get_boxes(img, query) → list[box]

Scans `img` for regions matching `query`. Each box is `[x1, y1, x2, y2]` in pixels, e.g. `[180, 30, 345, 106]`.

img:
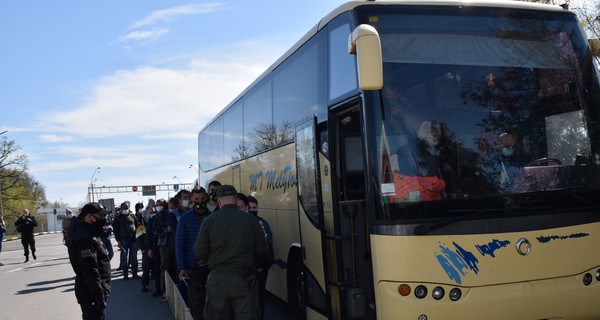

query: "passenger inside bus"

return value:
[385, 120, 446, 202]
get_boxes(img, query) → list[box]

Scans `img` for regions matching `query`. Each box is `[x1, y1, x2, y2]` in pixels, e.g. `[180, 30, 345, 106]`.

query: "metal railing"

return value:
[164, 271, 194, 320]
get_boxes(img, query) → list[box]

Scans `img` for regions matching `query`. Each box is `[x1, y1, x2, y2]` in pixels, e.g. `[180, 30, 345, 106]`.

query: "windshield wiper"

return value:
[563, 189, 600, 211]
[413, 208, 504, 235]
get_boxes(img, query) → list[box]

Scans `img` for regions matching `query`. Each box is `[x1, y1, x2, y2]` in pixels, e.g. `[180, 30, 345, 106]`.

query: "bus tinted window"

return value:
[243, 80, 273, 155]
[329, 20, 357, 100]
[273, 37, 320, 144]
[224, 101, 243, 162]
[208, 117, 224, 169]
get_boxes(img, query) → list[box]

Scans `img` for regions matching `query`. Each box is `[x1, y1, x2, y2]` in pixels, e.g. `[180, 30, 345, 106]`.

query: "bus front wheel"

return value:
[287, 256, 306, 318]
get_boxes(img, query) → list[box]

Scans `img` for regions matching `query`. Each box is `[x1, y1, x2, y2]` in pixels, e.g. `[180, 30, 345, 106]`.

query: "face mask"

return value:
[182, 200, 190, 207]
[248, 210, 258, 216]
[92, 218, 106, 235]
[209, 192, 218, 202]
[193, 201, 206, 212]
[156, 206, 164, 212]
[501, 147, 514, 157]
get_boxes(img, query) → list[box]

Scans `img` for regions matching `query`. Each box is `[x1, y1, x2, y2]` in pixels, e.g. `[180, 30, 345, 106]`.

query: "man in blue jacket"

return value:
[176, 187, 209, 320]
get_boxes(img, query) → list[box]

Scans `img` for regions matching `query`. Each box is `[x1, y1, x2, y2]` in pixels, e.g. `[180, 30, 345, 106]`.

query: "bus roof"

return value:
[199, 0, 568, 133]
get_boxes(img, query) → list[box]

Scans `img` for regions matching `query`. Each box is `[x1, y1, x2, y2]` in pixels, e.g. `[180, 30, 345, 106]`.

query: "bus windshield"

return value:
[361, 6, 600, 222]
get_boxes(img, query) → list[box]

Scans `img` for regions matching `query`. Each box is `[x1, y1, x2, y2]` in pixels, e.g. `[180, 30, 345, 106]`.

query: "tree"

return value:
[0, 135, 47, 227]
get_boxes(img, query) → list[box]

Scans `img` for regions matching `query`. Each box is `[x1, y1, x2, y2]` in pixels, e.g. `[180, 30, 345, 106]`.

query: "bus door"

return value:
[295, 117, 328, 319]
[326, 101, 372, 319]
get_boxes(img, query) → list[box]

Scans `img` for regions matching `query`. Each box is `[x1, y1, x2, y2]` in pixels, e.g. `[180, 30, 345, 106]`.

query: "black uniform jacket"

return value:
[68, 221, 112, 306]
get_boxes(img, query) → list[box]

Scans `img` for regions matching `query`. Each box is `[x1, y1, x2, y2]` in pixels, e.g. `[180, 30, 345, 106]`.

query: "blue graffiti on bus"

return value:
[537, 233, 589, 244]
[249, 165, 297, 193]
[475, 239, 511, 257]
[436, 243, 469, 284]
[436, 241, 481, 284]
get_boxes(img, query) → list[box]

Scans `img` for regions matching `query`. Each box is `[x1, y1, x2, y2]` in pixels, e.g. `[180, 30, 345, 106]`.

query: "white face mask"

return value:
[155, 206, 164, 212]
[182, 200, 190, 207]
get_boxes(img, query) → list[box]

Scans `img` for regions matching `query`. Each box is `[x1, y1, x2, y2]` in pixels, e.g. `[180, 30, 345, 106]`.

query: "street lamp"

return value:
[89, 167, 101, 202]
[188, 164, 199, 173]
[0, 130, 7, 220]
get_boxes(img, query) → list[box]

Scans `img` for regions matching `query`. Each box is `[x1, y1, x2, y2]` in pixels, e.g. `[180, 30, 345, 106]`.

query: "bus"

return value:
[195, 0, 600, 319]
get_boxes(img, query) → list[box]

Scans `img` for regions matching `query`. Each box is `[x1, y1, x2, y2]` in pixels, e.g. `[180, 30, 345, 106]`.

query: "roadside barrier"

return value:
[165, 271, 194, 320]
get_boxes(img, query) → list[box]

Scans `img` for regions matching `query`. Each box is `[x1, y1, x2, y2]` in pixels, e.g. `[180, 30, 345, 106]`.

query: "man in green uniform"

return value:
[194, 185, 268, 320]
[68, 202, 112, 320]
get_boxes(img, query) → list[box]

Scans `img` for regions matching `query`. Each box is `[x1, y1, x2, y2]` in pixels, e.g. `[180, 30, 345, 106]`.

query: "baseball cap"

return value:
[217, 185, 237, 198]
[80, 202, 110, 217]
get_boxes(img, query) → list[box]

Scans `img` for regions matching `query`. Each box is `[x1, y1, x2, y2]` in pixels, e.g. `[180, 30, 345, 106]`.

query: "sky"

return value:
[0, 0, 346, 209]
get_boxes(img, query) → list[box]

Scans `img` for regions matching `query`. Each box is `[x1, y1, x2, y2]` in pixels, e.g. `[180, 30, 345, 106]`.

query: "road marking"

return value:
[7, 262, 42, 273]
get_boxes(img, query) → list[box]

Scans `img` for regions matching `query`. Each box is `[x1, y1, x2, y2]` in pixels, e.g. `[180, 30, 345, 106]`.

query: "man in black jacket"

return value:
[68, 202, 112, 320]
[15, 209, 38, 262]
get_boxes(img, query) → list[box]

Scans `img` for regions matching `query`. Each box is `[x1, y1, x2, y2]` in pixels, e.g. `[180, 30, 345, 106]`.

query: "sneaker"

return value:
[132, 274, 140, 279]
[24, 257, 29, 263]
[32, 253, 37, 260]
[142, 286, 149, 292]
[0, 262, 4, 266]
[152, 290, 162, 297]
[160, 296, 168, 303]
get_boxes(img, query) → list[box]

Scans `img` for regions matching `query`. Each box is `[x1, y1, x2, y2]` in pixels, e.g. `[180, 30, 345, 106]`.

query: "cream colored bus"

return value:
[196, 1, 600, 319]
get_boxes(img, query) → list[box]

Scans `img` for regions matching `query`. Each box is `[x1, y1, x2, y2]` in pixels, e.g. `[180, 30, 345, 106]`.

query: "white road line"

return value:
[6, 262, 41, 273]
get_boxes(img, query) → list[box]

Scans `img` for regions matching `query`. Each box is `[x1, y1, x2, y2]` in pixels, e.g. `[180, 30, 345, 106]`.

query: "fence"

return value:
[165, 271, 194, 320]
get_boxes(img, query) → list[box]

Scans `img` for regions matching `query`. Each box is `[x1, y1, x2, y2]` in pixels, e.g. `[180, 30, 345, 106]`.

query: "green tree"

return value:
[0, 134, 47, 230]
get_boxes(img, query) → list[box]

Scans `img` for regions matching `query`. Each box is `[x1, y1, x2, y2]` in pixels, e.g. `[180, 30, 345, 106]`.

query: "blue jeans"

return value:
[119, 239, 138, 277]
[101, 236, 113, 260]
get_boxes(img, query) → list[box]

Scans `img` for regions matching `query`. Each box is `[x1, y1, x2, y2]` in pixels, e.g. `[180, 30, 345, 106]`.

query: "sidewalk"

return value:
[106, 267, 174, 320]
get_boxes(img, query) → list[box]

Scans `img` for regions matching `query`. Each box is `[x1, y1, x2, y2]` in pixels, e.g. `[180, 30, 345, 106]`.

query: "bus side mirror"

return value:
[349, 24, 383, 91]
[589, 38, 600, 56]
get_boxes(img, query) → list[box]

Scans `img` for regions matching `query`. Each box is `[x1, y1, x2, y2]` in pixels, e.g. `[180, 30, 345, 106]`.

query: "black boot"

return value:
[32, 252, 37, 260]
[24, 256, 29, 263]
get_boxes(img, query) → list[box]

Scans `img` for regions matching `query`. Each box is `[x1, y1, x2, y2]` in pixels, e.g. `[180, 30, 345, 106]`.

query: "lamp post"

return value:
[0, 130, 7, 220]
[88, 167, 101, 202]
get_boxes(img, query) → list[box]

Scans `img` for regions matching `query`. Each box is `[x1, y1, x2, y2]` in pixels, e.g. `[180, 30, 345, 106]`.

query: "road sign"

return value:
[142, 185, 156, 196]
[132, 186, 138, 192]
[173, 184, 179, 191]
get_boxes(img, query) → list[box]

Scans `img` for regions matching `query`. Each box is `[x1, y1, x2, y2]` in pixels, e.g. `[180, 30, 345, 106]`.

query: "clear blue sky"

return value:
[0, 0, 346, 209]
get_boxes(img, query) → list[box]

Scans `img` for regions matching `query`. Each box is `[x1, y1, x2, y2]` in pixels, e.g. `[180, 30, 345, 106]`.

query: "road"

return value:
[0, 233, 295, 320]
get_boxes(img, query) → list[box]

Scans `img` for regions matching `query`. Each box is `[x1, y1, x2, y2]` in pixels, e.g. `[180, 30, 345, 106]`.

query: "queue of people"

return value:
[63, 181, 275, 320]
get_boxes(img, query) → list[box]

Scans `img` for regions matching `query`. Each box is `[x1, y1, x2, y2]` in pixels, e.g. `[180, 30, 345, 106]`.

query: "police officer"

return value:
[15, 209, 38, 262]
[194, 185, 267, 320]
[68, 202, 112, 320]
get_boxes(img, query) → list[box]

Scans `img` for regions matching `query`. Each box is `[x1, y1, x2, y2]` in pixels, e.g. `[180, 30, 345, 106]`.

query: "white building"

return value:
[37, 207, 76, 232]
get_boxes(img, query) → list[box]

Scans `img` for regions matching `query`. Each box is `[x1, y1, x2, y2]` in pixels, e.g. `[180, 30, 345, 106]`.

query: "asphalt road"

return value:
[0, 233, 295, 320]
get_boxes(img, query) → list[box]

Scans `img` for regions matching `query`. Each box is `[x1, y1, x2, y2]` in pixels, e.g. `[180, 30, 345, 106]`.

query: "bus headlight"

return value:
[583, 273, 593, 286]
[414, 285, 428, 299]
[449, 288, 462, 301]
[432, 286, 445, 300]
